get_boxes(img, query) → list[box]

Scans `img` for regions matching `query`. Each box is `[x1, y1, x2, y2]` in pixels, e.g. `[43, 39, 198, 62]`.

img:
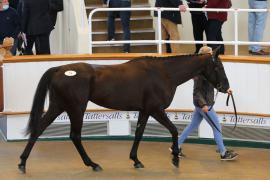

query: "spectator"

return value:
[8, 0, 18, 9]
[48, 0, 63, 27]
[176, 46, 239, 161]
[205, 0, 231, 55]
[248, 0, 269, 55]
[22, 0, 53, 55]
[16, 0, 27, 55]
[103, 0, 131, 53]
[0, 0, 20, 55]
[154, 0, 186, 53]
[166, 36, 172, 53]
[187, 0, 207, 53]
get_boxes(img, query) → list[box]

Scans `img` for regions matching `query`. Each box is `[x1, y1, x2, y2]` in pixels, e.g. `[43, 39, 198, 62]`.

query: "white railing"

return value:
[88, 7, 270, 55]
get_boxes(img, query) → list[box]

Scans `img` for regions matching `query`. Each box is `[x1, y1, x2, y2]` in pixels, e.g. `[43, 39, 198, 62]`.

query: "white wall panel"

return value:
[3, 60, 270, 114]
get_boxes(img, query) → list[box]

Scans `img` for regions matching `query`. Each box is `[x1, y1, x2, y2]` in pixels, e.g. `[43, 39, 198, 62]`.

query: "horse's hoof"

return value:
[18, 164, 26, 174]
[172, 157, 179, 168]
[134, 162, 144, 169]
[93, 165, 103, 172]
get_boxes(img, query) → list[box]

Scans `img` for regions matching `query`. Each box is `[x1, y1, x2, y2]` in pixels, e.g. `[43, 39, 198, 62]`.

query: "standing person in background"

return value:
[205, 0, 231, 55]
[154, 0, 186, 53]
[103, 0, 131, 53]
[22, 0, 53, 55]
[187, 0, 207, 53]
[17, 0, 30, 55]
[0, 0, 20, 55]
[48, 0, 63, 28]
[248, 0, 269, 55]
[8, 0, 18, 9]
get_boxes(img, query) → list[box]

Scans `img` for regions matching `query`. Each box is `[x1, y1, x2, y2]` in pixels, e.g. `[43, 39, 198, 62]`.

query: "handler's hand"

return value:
[179, 5, 187, 12]
[202, 105, 208, 113]
[227, 88, 233, 95]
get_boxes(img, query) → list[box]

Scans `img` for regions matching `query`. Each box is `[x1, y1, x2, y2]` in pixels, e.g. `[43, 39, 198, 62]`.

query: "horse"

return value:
[18, 47, 230, 173]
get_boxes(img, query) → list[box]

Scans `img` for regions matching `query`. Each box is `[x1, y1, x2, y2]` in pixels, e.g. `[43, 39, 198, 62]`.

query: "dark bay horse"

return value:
[18, 48, 230, 173]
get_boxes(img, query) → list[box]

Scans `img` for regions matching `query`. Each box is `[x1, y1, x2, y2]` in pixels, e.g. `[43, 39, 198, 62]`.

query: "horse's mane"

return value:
[129, 53, 209, 64]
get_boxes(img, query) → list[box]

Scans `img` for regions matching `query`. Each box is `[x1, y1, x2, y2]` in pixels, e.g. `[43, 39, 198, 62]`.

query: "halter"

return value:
[204, 54, 238, 133]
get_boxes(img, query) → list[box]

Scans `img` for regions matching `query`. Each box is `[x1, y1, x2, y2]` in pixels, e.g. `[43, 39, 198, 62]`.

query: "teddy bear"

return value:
[0, 37, 14, 59]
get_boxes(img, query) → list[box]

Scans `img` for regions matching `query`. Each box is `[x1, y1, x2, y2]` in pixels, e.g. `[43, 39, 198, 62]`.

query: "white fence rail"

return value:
[88, 7, 270, 55]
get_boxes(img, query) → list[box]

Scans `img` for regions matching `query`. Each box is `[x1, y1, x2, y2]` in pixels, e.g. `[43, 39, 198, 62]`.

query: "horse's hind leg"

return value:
[67, 109, 102, 172]
[130, 111, 149, 168]
[18, 104, 63, 173]
[151, 110, 180, 168]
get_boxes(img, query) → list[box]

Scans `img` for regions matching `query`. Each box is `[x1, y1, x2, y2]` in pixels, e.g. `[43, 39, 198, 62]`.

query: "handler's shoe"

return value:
[169, 147, 186, 158]
[216, 148, 234, 153]
[220, 150, 238, 161]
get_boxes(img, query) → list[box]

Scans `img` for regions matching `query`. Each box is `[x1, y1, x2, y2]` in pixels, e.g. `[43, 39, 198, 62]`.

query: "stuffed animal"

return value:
[0, 37, 14, 58]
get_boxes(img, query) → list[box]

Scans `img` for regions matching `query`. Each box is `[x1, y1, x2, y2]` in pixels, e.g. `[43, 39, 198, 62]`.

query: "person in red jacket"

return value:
[205, 0, 231, 55]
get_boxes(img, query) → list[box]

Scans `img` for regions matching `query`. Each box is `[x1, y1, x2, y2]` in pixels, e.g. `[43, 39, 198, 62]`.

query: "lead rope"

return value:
[208, 89, 219, 111]
[226, 93, 238, 130]
[204, 88, 221, 134]
[204, 112, 222, 134]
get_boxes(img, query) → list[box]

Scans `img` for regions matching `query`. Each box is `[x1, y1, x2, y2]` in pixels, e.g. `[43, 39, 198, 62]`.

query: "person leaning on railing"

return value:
[186, 0, 207, 54]
[154, 0, 186, 53]
[204, 0, 232, 55]
[248, 0, 269, 56]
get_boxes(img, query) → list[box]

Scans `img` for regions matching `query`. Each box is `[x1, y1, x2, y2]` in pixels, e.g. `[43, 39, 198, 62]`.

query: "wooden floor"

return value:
[0, 140, 269, 180]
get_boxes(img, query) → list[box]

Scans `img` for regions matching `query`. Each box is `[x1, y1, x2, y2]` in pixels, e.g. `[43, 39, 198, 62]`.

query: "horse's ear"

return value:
[212, 46, 221, 60]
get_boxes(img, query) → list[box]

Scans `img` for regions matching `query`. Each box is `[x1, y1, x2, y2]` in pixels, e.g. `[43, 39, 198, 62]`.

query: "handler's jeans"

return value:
[248, 0, 268, 52]
[178, 106, 226, 155]
[108, 0, 131, 53]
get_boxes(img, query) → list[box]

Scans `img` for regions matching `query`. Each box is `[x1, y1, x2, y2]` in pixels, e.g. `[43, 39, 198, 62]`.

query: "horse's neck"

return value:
[164, 55, 209, 86]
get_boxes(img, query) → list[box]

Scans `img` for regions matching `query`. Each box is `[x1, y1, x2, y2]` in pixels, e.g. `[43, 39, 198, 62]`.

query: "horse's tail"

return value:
[26, 67, 58, 136]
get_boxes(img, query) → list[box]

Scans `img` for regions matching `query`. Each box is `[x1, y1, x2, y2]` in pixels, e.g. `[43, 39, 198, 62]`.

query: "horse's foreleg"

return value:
[130, 111, 149, 168]
[151, 110, 180, 168]
[68, 110, 102, 172]
[18, 105, 62, 173]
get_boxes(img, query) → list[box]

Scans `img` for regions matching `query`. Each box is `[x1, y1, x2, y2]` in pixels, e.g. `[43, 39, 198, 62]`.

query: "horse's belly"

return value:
[91, 89, 143, 110]
[91, 98, 142, 111]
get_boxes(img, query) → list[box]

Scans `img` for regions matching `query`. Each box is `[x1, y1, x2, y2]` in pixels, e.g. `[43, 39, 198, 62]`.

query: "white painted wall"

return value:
[2, 59, 270, 140]
[3, 60, 270, 114]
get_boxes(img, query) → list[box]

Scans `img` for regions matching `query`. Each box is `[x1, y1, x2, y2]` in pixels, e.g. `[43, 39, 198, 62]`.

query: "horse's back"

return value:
[89, 59, 174, 110]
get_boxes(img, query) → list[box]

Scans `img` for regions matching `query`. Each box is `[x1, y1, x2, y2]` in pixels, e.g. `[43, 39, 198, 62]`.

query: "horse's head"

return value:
[201, 47, 230, 93]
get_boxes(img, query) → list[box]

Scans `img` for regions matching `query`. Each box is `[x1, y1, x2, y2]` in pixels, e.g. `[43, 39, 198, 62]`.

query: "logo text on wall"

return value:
[54, 111, 270, 127]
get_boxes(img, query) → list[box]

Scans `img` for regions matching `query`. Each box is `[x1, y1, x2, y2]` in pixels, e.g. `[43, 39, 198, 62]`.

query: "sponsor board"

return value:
[54, 111, 269, 127]
[54, 111, 194, 123]
[220, 114, 269, 127]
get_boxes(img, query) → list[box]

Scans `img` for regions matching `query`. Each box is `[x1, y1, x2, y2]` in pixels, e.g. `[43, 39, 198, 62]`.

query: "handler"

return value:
[176, 46, 239, 161]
